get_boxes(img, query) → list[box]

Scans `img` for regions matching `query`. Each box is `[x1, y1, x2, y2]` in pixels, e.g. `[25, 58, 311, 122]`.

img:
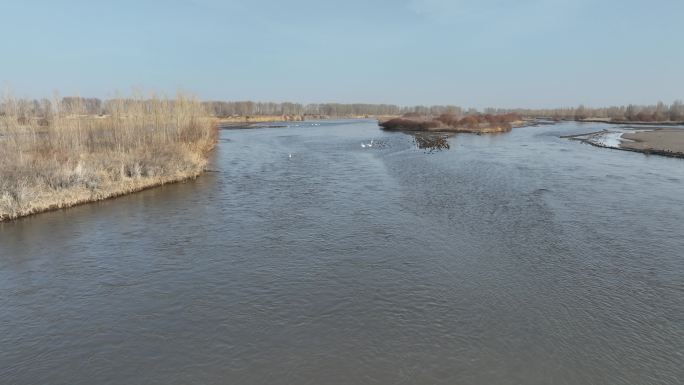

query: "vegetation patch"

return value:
[0, 93, 217, 221]
[379, 113, 523, 133]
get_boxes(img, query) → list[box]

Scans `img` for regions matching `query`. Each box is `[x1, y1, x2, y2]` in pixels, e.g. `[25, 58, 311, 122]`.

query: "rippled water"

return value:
[1, 120, 683, 384]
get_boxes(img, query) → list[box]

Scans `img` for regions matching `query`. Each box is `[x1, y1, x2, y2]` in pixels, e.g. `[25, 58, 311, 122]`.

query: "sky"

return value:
[1, 0, 683, 108]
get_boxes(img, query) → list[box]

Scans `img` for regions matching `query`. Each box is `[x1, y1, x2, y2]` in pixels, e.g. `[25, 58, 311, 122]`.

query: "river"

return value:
[1, 120, 683, 384]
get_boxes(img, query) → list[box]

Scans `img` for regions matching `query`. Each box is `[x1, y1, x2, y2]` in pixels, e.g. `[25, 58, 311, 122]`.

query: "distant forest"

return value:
[204, 101, 464, 117]
[3, 97, 684, 122]
[490, 101, 684, 122]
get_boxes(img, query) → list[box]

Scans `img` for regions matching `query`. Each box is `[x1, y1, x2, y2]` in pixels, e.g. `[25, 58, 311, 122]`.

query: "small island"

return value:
[379, 113, 527, 134]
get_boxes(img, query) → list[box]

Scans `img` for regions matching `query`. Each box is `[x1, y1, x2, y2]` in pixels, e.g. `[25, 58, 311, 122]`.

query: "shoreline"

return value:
[575, 139, 684, 159]
[0, 171, 205, 222]
[216, 115, 307, 128]
[578, 118, 684, 126]
[1, 95, 217, 223]
[621, 129, 684, 158]
[566, 128, 684, 159]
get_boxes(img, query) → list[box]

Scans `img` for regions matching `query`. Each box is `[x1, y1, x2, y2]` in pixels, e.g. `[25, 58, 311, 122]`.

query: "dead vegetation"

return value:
[379, 113, 523, 133]
[0, 93, 217, 221]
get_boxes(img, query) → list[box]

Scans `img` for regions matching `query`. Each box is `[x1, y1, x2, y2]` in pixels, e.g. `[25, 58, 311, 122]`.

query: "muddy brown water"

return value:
[1, 120, 683, 384]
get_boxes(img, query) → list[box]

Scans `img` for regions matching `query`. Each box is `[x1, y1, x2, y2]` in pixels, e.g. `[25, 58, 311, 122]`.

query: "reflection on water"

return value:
[413, 133, 451, 152]
[1, 120, 683, 385]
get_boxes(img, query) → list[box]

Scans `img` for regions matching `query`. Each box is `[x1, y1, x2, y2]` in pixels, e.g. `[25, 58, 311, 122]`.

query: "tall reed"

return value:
[0, 92, 217, 220]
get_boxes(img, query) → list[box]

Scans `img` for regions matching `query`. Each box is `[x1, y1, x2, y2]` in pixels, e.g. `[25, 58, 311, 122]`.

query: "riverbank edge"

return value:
[0, 169, 207, 222]
[578, 118, 684, 126]
[216, 115, 305, 128]
[562, 131, 684, 159]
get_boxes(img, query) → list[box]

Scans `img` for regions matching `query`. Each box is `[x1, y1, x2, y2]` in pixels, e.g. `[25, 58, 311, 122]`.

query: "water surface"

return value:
[1, 120, 683, 384]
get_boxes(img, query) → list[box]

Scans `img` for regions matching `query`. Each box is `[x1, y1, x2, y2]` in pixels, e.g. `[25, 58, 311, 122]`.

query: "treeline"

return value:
[0, 97, 164, 118]
[203, 101, 464, 117]
[0, 98, 463, 118]
[3, 97, 683, 122]
[489, 101, 684, 122]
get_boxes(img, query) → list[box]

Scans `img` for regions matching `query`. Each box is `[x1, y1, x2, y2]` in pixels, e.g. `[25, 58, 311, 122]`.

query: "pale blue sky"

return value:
[2, 0, 682, 108]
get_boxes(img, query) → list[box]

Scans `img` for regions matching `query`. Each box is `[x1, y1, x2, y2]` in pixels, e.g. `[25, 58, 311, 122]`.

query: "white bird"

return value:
[361, 143, 366, 148]
[288, 153, 292, 158]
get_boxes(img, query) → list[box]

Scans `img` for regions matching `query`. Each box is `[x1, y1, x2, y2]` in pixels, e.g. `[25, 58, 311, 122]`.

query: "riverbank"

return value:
[218, 114, 397, 128]
[621, 129, 684, 157]
[0, 148, 213, 222]
[565, 128, 684, 159]
[579, 118, 684, 126]
[216, 114, 307, 127]
[0, 95, 217, 221]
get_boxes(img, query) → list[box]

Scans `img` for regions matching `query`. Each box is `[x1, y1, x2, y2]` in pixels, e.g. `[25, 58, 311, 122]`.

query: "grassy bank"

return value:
[0, 94, 217, 221]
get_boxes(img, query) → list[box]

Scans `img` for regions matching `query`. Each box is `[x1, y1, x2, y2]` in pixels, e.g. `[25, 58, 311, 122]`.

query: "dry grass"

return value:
[379, 113, 523, 133]
[0, 92, 217, 221]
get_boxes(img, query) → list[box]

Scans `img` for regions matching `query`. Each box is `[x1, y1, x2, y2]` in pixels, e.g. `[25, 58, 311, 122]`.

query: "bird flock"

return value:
[289, 138, 380, 160]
